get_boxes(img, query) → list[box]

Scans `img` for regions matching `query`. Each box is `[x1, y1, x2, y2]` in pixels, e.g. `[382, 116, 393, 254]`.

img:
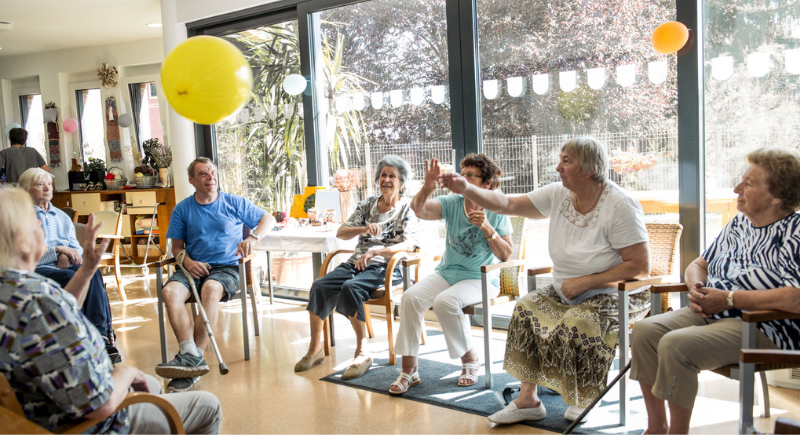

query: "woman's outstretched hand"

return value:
[81, 214, 110, 271]
[423, 159, 442, 190]
[440, 172, 468, 194]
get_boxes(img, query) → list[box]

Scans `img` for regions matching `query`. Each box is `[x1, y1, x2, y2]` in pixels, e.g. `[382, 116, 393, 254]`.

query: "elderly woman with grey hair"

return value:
[440, 136, 651, 424]
[17, 167, 119, 363]
[295, 154, 419, 379]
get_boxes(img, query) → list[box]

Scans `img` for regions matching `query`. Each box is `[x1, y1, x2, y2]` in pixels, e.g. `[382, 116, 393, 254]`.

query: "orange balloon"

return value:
[651, 21, 689, 54]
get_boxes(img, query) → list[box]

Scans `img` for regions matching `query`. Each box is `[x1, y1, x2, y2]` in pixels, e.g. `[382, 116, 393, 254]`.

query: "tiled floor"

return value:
[107, 272, 800, 435]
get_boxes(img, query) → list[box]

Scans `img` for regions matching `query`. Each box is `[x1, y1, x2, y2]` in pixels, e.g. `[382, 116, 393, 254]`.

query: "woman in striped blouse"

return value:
[631, 147, 800, 435]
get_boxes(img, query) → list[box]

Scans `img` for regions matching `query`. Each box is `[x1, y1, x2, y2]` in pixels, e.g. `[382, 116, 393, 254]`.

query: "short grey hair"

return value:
[187, 157, 215, 178]
[561, 136, 609, 184]
[0, 188, 38, 270]
[18, 168, 54, 191]
[373, 154, 412, 195]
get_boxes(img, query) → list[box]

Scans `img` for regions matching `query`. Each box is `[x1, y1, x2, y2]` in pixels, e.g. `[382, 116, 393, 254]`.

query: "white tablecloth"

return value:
[254, 226, 357, 254]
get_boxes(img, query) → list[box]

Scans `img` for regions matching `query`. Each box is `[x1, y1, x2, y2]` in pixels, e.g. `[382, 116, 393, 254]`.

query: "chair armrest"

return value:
[96, 234, 124, 240]
[384, 252, 410, 291]
[147, 257, 176, 268]
[482, 259, 528, 273]
[618, 277, 662, 292]
[319, 249, 355, 278]
[741, 310, 800, 323]
[238, 252, 257, 264]
[402, 257, 421, 267]
[57, 392, 185, 435]
[650, 283, 689, 294]
[527, 266, 553, 276]
[740, 349, 800, 365]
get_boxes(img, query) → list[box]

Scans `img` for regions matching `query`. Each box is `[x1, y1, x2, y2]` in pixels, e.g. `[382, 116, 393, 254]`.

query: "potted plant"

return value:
[83, 157, 107, 186]
[142, 138, 173, 187]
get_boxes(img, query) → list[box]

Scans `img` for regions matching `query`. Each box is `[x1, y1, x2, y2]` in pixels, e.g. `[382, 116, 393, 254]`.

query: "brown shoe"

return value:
[342, 355, 373, 380]
[294, 349, 325, 372]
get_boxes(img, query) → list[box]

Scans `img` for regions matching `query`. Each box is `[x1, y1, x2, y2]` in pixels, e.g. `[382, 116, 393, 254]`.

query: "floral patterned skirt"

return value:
[504, 284, 651, 407]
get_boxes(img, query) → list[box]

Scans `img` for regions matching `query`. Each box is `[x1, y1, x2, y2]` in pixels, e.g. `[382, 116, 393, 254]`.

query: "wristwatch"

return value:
[727, 290, 735, 309]
[249, 232, 260, 241]
[487, 232, 498, 242]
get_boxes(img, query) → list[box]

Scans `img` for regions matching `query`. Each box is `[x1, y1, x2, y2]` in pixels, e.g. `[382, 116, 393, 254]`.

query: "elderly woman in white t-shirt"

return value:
[440, 136, 651, 424]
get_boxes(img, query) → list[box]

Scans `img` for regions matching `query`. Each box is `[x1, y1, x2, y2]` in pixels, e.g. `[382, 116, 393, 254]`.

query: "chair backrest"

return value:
[61, 207, 79, 223]
[94, 210, 124, 236]
[646, 223, 682, 278]
[498, 216, 528, 298]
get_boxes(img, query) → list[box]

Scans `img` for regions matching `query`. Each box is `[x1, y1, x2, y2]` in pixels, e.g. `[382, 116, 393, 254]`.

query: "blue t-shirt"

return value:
[434, 194, 512, 287]
[167, 192, 266, 267]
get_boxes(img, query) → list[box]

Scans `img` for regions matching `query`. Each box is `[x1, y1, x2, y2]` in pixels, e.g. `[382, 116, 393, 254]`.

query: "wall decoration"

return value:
[44, 101, 60, 167]
[97, 63, 118, 88]
[105, 97, 122, 162]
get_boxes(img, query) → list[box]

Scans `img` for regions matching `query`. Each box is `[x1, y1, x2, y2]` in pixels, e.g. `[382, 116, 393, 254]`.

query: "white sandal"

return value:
[388, 371, 421, 395]
[458, 355, 481, 387]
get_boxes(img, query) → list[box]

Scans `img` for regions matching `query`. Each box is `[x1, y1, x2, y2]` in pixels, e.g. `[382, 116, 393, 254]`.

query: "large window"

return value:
[19, 94, 46, 158]
[128, 82, 164, 151]
[477, 0, 680, 270]
[76, 88, 106, 163]
[703, 0, 800, 245]
[215, 21, 305, 213]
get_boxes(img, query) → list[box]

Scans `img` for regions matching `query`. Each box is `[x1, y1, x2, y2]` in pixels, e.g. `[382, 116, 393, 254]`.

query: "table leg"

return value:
[266, 251, 274, 305]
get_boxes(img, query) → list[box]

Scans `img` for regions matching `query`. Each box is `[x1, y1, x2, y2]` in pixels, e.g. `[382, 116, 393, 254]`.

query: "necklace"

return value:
[573, 183, 606, 215]
[463, 198, 483, 218]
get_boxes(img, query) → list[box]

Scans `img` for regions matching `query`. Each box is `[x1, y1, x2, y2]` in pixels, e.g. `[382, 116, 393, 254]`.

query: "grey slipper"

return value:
[294, 349, 325, 372]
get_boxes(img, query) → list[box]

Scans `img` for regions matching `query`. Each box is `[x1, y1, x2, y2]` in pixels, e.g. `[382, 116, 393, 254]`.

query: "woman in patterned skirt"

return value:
[294, 155, 418, 380]
[631, 147, 800, 435]
[440, 136, 652, 424]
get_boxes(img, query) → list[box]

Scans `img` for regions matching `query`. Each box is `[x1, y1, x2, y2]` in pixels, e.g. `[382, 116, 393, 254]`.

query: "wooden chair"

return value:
[774, 416, 800, 434]
[61, 206, 79, 223]
[651, 283, 800, 434]
[151, 228, 261, 364]
[0, 373, 184, 434]
[94, 209, 127, 302]
[320, 250, 413, 366]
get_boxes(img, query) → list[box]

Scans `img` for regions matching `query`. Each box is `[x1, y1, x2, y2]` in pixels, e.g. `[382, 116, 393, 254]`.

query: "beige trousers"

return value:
[127, 374, 223, 434]
[630, 307, 777, 410]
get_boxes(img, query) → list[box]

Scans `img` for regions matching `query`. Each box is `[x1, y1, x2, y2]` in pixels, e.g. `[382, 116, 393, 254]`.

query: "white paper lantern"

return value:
[616, 64, 637, 88]
[267, 105, 278, 120]
[283, 103, 294, 118]
[353, 93, 367, 111]
[431, 85, 446, 104]
[647, 61, 668, 84]
[747, 53, 770, 78]
[390, 90, 404, 107]
[784, 48, 800, 75]
[483, 79, 500, 99]
[371, 92, 384, 109]
[410, 87, 425, 105]
[711, 56, 734, 81]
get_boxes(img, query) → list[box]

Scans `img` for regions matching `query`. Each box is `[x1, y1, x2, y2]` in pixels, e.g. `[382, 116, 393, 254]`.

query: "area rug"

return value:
[320, 331, 647, 435]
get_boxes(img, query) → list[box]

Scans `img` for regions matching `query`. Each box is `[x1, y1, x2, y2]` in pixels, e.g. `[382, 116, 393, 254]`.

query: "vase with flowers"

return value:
[331, 168, 364, 219]
[143, 138, 173, 187]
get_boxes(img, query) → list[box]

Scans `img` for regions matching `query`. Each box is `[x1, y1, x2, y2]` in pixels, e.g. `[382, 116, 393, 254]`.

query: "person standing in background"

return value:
[0, 128, 50, 184]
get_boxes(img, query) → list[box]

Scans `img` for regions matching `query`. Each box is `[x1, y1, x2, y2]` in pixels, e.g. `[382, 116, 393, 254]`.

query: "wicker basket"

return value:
[135, 176, 157, 188]
[104, 167, 126, 190]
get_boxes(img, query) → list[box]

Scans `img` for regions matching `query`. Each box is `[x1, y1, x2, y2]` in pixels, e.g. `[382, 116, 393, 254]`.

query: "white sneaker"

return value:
[488, 401, 547, 424]
[564, 405, 588, 423]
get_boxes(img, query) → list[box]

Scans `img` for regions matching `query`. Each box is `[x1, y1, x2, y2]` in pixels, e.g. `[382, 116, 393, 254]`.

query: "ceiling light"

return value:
[147, 23, 162, 28]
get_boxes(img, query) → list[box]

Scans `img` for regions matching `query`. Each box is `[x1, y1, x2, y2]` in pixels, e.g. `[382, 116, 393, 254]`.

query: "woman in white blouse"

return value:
[440, 136, 651, 424]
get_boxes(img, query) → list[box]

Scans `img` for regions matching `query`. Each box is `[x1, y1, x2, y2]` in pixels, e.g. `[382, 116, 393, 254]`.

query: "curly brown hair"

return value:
[746, 147, 800, 211]
[460, 153, 502, 190]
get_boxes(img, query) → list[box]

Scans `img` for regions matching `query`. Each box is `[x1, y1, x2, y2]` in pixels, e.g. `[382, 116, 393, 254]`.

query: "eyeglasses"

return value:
[461, 172, 481, 180]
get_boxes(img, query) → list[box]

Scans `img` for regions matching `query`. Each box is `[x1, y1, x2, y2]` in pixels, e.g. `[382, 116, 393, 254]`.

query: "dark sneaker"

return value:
[155, 350, 210, 379]
[106, 345, 122, 364]
[167, 376, 200, 393]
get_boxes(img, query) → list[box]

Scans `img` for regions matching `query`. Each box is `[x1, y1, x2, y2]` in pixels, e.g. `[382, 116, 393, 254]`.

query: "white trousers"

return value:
[394, 273, 499, 359]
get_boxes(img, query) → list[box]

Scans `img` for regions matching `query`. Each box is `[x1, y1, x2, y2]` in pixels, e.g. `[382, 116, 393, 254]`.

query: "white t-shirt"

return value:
[527, 181, 647, 305]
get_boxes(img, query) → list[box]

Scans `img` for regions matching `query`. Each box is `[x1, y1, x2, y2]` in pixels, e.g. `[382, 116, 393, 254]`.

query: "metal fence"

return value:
[331, 128, 681, 197]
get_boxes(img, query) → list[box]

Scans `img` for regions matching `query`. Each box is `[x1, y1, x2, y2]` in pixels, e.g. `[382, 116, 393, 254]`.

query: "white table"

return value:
[254, 225, 357, 304]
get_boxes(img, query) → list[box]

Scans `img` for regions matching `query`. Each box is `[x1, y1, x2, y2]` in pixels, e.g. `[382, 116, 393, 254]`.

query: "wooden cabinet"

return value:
[52, 188, 176, 264]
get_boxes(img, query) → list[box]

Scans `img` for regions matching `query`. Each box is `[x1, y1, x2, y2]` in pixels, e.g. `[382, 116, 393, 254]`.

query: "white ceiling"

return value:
[0, 0, 163, 59]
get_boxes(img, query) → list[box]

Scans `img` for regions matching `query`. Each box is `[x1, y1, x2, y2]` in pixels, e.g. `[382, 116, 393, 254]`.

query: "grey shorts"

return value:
[166, 265, 240, 303]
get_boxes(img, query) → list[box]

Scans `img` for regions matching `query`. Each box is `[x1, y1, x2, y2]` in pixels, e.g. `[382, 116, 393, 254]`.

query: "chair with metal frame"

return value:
[150, 229, 262, 364]
[650, 283, 800, 435]
[0, 373, 184, 434]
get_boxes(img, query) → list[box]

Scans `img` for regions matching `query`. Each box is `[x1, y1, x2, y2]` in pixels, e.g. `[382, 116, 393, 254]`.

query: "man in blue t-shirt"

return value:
[155, 157, 275, 392]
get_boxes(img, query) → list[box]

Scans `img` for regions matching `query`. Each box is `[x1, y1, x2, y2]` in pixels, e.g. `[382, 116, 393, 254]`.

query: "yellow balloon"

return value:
[161, 36, 253, 125]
